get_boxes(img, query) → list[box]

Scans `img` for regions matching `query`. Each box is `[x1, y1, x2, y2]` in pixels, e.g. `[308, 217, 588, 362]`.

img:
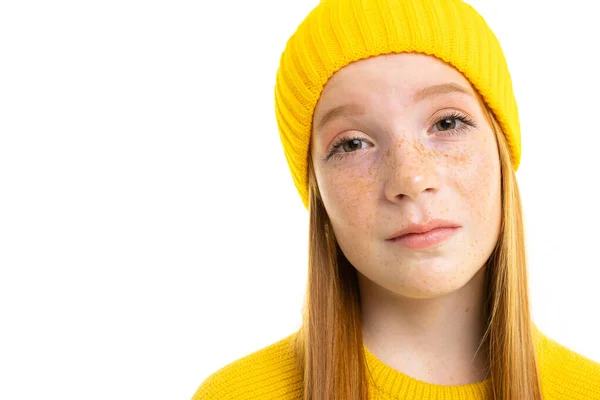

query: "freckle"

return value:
[465, 307, 470, 312]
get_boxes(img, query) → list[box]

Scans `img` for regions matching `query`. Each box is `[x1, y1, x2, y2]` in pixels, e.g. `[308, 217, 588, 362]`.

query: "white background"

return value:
[1, 1, 599, 399]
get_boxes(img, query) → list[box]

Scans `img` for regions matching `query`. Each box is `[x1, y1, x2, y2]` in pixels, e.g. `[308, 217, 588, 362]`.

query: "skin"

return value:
[310, 53, 502, 385]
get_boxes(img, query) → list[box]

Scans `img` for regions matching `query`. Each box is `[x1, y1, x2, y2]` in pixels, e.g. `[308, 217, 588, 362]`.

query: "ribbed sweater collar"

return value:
[362, 324, 544, 398]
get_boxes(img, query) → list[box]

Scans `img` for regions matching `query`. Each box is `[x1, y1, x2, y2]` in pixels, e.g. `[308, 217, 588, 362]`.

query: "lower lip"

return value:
[388, 227, 460, 249]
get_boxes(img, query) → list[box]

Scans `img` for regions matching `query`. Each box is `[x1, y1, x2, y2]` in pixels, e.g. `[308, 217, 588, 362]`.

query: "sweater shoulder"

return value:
[536, 329, 600, 399]
[192, 332, 303, 400]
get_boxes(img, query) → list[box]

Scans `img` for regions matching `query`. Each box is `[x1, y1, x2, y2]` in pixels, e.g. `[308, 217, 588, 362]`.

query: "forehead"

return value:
[319, 52, 474, 102]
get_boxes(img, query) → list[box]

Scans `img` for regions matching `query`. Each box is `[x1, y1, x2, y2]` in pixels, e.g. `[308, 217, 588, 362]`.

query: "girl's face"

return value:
[310, 53, 502, 299]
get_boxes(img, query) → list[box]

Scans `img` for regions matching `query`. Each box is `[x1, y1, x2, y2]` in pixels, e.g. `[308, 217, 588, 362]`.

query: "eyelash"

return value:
[324, 111, 477, 161]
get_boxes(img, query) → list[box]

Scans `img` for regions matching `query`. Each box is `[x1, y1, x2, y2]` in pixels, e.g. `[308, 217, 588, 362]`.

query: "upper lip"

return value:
[386, 219, 461, 240]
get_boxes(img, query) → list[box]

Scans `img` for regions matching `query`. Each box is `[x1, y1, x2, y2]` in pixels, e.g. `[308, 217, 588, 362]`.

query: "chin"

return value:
[416, 281, 469, 298]
[384, 266, 477, 300]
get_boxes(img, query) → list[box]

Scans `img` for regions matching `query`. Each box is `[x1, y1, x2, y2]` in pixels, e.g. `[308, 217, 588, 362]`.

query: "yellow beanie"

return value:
[274, 0, 520, 210]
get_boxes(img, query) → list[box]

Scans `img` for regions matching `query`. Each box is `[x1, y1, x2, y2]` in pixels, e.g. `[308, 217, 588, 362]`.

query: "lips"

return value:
[387, 219, 461, 240]
[389, 226, 460, 250]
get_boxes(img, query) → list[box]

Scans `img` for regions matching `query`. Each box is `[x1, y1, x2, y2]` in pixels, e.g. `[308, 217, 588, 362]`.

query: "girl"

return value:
[195, 0, 600, 398]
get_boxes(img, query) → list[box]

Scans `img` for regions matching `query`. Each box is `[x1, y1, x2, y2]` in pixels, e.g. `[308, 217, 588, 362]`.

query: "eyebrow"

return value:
[315, 83, 473, 131]
[413, 83, 473, 102]
[315, 103, 365, 131]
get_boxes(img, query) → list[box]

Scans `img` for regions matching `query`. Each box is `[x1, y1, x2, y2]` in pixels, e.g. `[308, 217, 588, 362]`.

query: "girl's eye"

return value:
[324, 112, 476, 161]
[325, 136, 371, 161]
[432, 112, 477, 136]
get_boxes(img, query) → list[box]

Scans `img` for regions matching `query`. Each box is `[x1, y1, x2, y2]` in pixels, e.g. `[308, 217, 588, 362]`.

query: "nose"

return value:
[382, 138, 442, 203]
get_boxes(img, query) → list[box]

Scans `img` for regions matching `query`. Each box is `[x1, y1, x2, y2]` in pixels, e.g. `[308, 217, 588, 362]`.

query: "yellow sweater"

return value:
[193, 328, 600, 399]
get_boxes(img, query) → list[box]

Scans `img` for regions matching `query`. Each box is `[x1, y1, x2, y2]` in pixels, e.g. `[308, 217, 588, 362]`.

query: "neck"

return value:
[358, 266, 489, 385]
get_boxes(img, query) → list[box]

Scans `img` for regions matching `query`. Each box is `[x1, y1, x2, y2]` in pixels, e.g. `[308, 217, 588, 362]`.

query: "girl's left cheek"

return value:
[452, 152, 497, 221]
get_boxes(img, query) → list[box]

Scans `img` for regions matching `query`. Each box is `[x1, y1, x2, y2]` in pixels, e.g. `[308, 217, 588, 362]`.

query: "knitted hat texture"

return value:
[274, 0, 521, 209]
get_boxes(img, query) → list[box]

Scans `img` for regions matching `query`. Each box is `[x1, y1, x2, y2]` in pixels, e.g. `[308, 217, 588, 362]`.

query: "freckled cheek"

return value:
[449, 147, 501, 228]
[320, 165, 379, 228]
